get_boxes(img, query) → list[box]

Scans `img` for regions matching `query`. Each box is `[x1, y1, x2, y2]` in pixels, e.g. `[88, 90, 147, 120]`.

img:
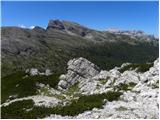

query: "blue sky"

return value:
[1, 1, 159, 36]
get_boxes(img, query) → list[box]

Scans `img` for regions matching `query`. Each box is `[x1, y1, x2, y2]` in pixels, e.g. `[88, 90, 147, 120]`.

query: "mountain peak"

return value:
[46, 19, 89, 31]
[47, 19, 65, 30]
[46, 19, 90, 37]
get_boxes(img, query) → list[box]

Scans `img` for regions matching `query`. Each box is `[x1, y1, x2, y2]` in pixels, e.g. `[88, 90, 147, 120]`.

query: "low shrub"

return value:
[119, 63, 153, 73]
[115, 106, 128, 111]
[1, 91, 122, 119]
[114, 82, 137, 91]
[1, 99, 34, 119]
[1, 71, 60, 103]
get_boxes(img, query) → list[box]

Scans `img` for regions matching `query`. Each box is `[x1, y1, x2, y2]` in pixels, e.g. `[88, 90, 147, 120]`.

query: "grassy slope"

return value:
[2, 41, 158, 77]
[1, 27, 159, 77]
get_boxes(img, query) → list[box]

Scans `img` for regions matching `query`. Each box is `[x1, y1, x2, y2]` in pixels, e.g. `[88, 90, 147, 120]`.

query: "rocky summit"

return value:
[1, 57, 159, 119]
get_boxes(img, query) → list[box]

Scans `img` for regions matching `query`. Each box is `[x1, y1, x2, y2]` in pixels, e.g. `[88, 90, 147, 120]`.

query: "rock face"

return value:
[47, 19, 89, 37]
[67, 57, 100, 78]
[58, 57, 100, 89]
[47, 20, 65, 30]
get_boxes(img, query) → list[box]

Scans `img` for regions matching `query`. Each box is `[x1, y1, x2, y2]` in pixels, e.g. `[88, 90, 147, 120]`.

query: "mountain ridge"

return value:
[2, 19, 158, 39]
[1, 19, 159, 77]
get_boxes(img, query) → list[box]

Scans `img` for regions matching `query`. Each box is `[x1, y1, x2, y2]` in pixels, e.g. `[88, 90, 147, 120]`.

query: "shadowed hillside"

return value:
[1, 20, 159, 77]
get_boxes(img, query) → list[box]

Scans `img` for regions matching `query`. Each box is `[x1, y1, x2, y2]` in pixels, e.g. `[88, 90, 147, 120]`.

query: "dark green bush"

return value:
[115, 82, 137, 91]
[136, 63, 153, 72]
[1, 72, 60, 103]
[1, 91, 122, 119]
[119, 63, 153, 73]
[128, 82, 137, 87]
[1, 99, 34, 119]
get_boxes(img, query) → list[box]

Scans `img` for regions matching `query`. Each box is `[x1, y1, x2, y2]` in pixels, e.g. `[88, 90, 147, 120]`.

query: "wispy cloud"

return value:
[18, 24, 35, 29]
[29, 26, 35, 29]
[19, 24, 26, 28]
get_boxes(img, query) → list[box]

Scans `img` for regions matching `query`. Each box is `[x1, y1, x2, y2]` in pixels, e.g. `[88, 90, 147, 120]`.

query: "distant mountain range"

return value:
[1, 19, 159, 77]
[106, 28, 157, 39]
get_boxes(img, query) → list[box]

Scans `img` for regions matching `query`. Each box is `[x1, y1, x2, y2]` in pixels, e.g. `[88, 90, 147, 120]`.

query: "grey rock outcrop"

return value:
[58, 57, 100, 90]
[45, 69, 52, 76]
[46, 58, 159, 119]
[25, 68, 52, 76]
[67, 57, 100, 78]
[25, 68, 39, 76]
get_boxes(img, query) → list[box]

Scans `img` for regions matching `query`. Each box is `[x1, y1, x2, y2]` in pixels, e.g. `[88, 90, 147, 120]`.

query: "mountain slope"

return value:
[1, 20, 159, 77]
[1, 57, 159, 119]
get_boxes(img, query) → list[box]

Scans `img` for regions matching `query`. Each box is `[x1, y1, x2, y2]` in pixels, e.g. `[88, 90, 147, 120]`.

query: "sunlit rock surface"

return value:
[47, 58, 159, 119]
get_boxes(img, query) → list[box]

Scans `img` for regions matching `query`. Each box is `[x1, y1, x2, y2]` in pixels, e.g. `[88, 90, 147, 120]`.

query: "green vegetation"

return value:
[38, 86, 53, 96]
[2, 41, 158, 77]
[114, 82, 137, 91]
[2, 100, 34, 119]
[1, 91, 122, 119]
[82, 42, 158, 71]
[67, 82, 79, 93]
[99, 77, 110, 84]
[53, 94, 66, 100]
[1, 71, 122, 118]
[152, 80, 159, 89]
[115, 106, 128, 111]
[119, 63, 154, 73]
[1, 72, 60, 103]
[128, 82, 137, 88]
[65, 82, 80, 96]
[100, 79, 107, 84]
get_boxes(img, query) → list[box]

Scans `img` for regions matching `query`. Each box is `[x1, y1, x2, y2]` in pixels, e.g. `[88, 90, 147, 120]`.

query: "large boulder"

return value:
[58, 57, 100, 90]
[67, 57, 100, 78]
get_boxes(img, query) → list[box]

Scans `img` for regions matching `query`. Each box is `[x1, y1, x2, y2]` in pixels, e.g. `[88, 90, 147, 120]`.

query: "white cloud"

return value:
[19, 24, 26, 28]
[18, 24, 35, 29]
[29, 26, 35, 29]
